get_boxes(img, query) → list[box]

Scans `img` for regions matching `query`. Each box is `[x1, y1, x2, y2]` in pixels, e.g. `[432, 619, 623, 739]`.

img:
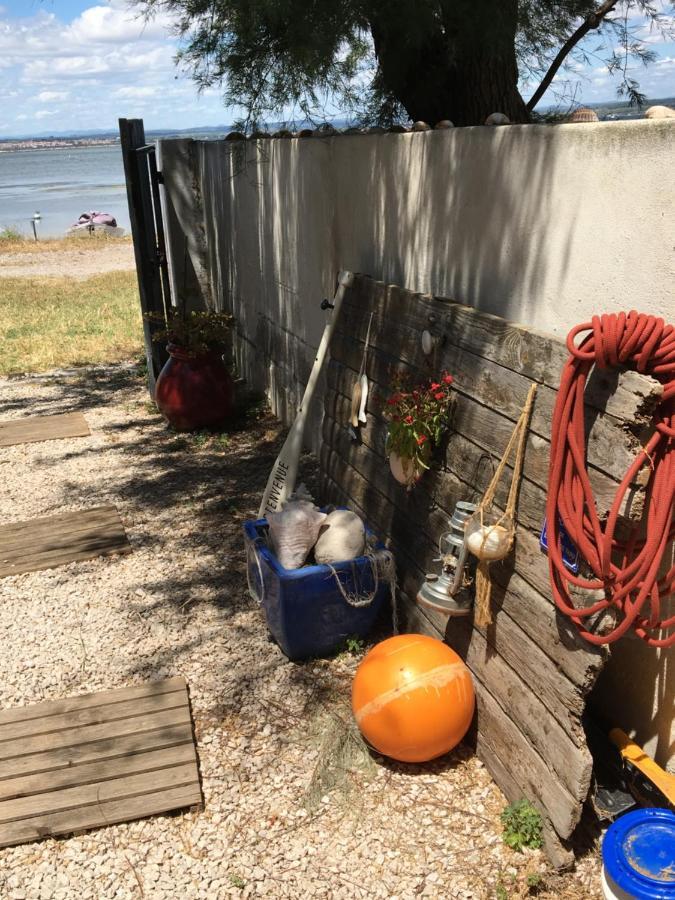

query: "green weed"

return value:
[501, 799, 544, 852]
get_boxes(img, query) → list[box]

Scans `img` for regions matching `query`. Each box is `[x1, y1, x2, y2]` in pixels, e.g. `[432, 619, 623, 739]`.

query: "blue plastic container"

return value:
[243, 515, 390, 660]
[601, 808, 675, 899]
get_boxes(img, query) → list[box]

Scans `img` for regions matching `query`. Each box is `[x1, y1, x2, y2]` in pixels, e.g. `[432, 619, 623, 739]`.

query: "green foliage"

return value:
[343, 635, 365, 654]
[147, 308, 234, 356]
[500, 799, 544, 852]
[495, 883, 509, 900]
[133, 0, 671, 124]
[186, 429, 231, 451]
[527, 872, 543, 891]
[0, 227, 23, 241]
[382, 370, 455, 472]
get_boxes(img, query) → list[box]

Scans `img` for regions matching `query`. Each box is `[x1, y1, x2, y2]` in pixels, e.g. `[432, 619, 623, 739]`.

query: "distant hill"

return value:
[1, 100, 673, 143]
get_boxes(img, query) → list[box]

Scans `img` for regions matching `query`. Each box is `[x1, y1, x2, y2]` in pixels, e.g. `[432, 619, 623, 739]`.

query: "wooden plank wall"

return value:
[318, 275, 662, 866]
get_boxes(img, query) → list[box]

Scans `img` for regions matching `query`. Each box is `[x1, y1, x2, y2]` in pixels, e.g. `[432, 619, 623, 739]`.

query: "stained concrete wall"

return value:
[159, 119, 674, 770]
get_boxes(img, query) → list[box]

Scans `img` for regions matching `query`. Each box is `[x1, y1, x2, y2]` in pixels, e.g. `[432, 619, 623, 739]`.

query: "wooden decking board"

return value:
[1, 725, 195, 783]
[0, 690, 189, 743]
[0, 678, 201, 847]
[0, 744, 197, 803]
[0, 505, 122, 541]
[0, 506, 131, 578]
[0, 706, 193, 762]
[0, 785, 203, 848]
[0, 413, 90, 448]
[0, 677, 186, 726]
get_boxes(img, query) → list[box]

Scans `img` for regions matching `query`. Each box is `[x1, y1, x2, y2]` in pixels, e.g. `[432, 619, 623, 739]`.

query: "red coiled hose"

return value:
[546, 312, 675, 647]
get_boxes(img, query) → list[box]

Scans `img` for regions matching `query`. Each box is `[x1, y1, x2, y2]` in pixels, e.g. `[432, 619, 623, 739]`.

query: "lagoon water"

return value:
[0, 144, 128, 238]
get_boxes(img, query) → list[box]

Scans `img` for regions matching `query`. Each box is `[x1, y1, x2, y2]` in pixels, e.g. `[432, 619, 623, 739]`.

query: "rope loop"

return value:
[547, 312, 674, 648]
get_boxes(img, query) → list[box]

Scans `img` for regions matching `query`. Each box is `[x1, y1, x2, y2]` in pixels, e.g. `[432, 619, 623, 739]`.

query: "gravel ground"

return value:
[0, 364, 602, 900]
[0, 244, 134, 279]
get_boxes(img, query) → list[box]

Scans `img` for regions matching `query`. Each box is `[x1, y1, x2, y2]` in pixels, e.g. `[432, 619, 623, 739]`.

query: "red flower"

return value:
[430, 382, 441, 390]
[404, 415, 414, 425]
[443, 374, 453, 384]
[417, 435, 427, 446]
[435, 392, 444, 400]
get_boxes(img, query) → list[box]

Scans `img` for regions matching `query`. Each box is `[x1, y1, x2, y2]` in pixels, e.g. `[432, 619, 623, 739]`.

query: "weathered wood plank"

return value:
[0, 515, 128, 553]
[0, 763, 197, 824]
[0, 677, 201, 847]
[0, 724, 194, 783]
[0, 784, 202, 849]
[328, 354, 644, 519]
[0, 743, 196, 802]
[0, 506, 122, 540]
[0, 413, 90, 448]
[0, 707, 191, 762]
[0, 677, 187, 726]
[332, 328, 648, 486]
[401, 600, 586, 835]
[343, 276, 663, 421]
[474, 737, 574, 869]
[323, 407, 548, 534]
[0, 506, 131, 578]
[0, 689, 188, 742]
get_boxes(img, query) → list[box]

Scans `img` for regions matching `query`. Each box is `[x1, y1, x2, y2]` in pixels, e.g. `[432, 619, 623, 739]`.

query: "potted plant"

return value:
[147, 307, 236, 431]
[382, 370, 455, 487]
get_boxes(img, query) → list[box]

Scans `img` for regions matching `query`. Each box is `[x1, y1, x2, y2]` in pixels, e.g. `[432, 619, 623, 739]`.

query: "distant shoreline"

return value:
[0, 138, 119, 153]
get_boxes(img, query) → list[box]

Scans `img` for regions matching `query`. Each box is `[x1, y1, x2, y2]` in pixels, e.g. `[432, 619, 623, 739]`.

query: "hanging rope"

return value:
[472, 383, 538, 626]
[547, 312, 675, 648]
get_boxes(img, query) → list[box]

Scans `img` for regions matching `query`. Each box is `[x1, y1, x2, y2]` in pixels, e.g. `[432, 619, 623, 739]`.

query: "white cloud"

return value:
[37, 90, 69, 102]
[113, 86, 159, 98]
[35, 109, 60, 119]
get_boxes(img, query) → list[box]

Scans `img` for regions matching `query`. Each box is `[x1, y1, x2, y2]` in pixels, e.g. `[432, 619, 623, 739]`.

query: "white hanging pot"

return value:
[389, 452, 422, 487]
[465, 516, 513, 561]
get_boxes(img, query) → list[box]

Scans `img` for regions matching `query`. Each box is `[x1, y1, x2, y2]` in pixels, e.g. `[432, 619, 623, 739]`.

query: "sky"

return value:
[0, 0, 674, 137]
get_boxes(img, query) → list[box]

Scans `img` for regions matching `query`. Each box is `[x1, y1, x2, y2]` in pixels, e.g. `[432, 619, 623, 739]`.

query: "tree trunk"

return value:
[369, 0, 529, 126]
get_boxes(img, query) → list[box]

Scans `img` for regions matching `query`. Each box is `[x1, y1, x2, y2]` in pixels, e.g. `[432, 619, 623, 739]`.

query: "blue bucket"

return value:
[602, 808, 675, 899]
[243, 514, 391, 661]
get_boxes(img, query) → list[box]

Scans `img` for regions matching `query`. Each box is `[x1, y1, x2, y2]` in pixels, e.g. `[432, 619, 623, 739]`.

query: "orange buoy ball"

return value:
[351, 634, 475, 763]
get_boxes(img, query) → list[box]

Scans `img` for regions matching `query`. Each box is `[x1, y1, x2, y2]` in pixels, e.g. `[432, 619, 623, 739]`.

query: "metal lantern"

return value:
[417, 501, 477, 616]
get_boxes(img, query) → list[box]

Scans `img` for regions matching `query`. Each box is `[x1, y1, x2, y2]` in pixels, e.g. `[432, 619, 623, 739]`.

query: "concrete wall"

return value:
[159, 119, 674, 771]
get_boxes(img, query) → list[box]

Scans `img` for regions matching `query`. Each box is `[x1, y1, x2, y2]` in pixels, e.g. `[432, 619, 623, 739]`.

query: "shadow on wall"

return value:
[342, 125, 576, 326]
[162, 125, 586, 417]
[589, 637, 674, 772]
[198, 135, 339, 431]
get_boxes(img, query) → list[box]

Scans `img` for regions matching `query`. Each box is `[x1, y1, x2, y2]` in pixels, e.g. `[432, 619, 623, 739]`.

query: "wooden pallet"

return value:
[0, 677, 202, 847]
[0, 413, 90, 448]
[0, 505, 131, 578]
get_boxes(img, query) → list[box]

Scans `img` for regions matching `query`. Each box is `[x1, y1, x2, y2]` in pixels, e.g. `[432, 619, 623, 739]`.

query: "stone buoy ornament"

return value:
[351, 634, 475, 763]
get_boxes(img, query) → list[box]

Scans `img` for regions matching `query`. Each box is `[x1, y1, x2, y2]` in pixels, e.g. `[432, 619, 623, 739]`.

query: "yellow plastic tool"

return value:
[609, 728, 675, 806]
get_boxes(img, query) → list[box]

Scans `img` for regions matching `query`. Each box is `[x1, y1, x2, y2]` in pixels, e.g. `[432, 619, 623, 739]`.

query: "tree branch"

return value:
[526, 0, 619, 112]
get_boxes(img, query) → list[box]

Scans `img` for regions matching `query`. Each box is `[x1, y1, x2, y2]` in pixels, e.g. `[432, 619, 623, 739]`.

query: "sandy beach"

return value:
[0, 239, 135, 280]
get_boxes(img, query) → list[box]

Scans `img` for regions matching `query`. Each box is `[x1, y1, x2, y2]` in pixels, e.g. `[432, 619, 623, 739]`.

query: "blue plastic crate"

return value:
[243, 513, 391, 661]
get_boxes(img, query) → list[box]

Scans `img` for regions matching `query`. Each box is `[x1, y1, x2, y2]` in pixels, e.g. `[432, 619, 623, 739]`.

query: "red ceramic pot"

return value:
[154, 343, 234, 431]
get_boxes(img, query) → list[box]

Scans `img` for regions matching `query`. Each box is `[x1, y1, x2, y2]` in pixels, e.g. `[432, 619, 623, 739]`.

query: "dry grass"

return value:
[0, 271, 143, 375]
[0, 232, 132, 254]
